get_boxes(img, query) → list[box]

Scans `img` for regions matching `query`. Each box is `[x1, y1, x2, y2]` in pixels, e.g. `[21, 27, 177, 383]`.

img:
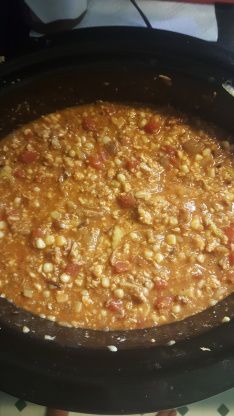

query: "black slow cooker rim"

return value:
[0, 27, 234, 413]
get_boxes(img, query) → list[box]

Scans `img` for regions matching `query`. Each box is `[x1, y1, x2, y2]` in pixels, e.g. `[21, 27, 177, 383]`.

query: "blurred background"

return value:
[1, 0, 234, 58]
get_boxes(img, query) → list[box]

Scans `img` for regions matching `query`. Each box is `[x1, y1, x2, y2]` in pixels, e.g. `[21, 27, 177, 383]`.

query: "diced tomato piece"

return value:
[106, 299, 123, 313]
[19, 150, 39, 164]
[224, 226, 234, 243]
[64, 263, 81, 277]
[14, 168, 26, 179]
[162, 145, 177, 156]
[88, 148, 108, 170]
[112, 261, 130, 274]
[117, 193, 136, 209]
[82, 117, 97, 132]
[224, 272, 234, 283]
[155, 295, 174, 310]
[88, 154, 104, 170]
[154, 279, 168, 290]
[125, 159, 140, 171]
[0, 208, 6, 221]
[144, 118, 160, 134]
[31, 228, 45, 238]
[229, 251, 234, 266]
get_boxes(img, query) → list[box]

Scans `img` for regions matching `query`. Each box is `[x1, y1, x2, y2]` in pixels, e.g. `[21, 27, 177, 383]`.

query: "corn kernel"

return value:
[114, 288, 124, 299]
[181, 164, 189, 173]
[75, 277, 84, 287]
[123, 182, 131, 192]
[208, 167, 215, 178]
[130, 232, 140, 241]
[0, 221, 6, 230]
[14, 197, 22, 206]
[45, 235, 55, 246]
[197, 254, 205, 264]
[191, 215, 203, 231]
[34, 282, 42, 291]
[35, 238, 46, 249]
[43, 263, 54, 273]
[56, 292, 68, 303]
[82, 294, 93, 305]
[33, 201, 40, 208]
[155, 253, 164, 263]
[102, 136, 111, 144]
[117, 173, 126, 183]
[60, 273, 70, 283]
[115, 158, 122, 166]
[56, 235, 67, 246]
[23, 288, 33, 298]
[101, 277, 110, 288]
[51, 211, 61, 220]
[69, 149, 76, 158]
[75, 301, 83, 313]
[172, 304, 181, 314]
[169, 217, 178, 226]
[144, 249, 154, 259]
[43, 290, 50, 298]
[166, 234, 177, 245]
[195, 154, 203, 161]
[34, 187, 40, 193]
[202, 148, 211, 156]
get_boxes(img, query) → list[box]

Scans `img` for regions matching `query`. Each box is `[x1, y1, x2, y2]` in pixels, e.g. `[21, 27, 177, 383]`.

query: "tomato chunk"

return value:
[82, 117, 97, 132]
[154, 279, 168, 291]
[144, 118, 160, 134]
[155, 296, 173, 310]
[14, 168, 26, 179]
[125, 159, 140, 171]
[117, 193, 136, 209]
[31, 228, 44, 238]
[224, 226, 234, 243]
[112, 261, 130, 274]
[106, 299, 123, 313]
[229, 251, 234, 265]
[19, 150, 39, 164]
[64, 263, 81, 276]
[224, 272, 234, 283]
[0, 206, 6, 221]
[88, 148, 108, 170]
[88, 154, 104, 170]
[162, 145, 177, 156]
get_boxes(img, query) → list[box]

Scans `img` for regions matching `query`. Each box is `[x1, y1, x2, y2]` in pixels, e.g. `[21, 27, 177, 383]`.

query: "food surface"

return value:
[0, 101, 233, 330]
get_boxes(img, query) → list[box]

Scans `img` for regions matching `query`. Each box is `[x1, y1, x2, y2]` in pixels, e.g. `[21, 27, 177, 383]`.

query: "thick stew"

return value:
[0, 102, 233, 330]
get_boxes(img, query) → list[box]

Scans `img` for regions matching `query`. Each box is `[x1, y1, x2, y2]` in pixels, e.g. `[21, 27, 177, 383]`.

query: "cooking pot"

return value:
[0, 27, 234, 414]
